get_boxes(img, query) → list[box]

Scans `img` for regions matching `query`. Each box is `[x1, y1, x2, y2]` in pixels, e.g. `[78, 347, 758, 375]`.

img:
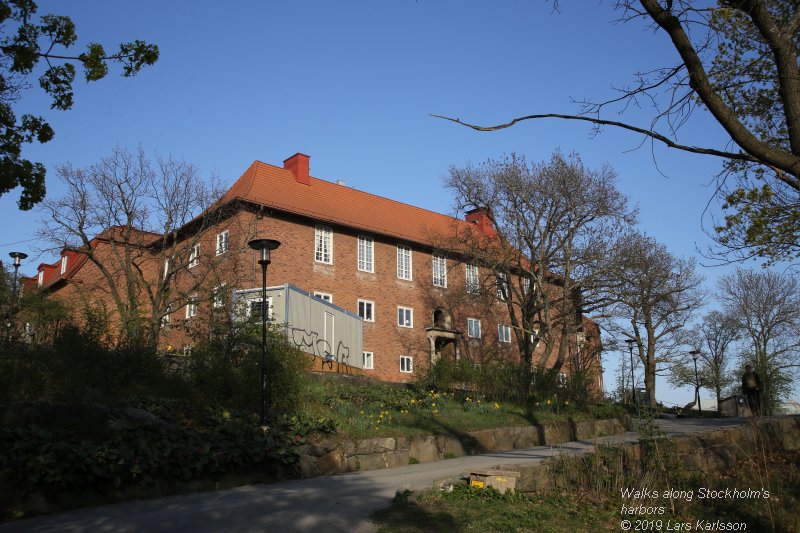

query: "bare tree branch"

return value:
[431, 112, 759, 162]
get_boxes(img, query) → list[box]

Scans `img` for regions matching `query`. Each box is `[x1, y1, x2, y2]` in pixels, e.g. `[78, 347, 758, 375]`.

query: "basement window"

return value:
[363, 351, 374, 370]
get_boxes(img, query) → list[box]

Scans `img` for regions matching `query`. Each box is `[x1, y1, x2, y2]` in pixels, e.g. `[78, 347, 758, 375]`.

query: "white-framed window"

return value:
[358, 299, 374, 322]
[358, 235, 374, 273]
[182, 345, 193, 357]
[432, 253, 447, 288]
[189, 243, 200, 268]
[400, 355, 413, 373]
[467, 318, 481, 338]
[466, 263, 479, 293]
[186, 296, 198, 319]
[314, 292, 333, 303]
[524, 277, 532, 295]
[397, 306, 413, 328]
[60, 255, 68, 275]
[362, 351, 374, 370]
[161, 306, 171, 328]
[37, 271, 44, 286]
[315, 225, 333, 264]
[558, 372, 568, 387]
[216, 230, 229, 255]
[397, 244, 412, 280]
[498, 323, 512, 343]
[496, 271, 509, 300]
[213, 284, 226, 308]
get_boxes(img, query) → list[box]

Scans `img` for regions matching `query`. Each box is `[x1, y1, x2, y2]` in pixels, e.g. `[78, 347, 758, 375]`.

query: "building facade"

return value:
[27, 153, 602, 389]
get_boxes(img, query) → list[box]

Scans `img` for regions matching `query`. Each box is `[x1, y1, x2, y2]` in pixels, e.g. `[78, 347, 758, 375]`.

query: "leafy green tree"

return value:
[436, 0, 800, 264]
[718, 268, 800, 414]
[669, 311, 739, 413]
[0, 1, 158, 210]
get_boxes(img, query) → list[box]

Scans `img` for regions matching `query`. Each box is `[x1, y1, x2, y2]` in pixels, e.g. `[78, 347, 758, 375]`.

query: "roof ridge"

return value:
[250, 160, 462, 225]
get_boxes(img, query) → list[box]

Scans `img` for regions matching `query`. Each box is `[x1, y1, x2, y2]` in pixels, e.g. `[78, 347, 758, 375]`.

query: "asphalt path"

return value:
[0, 417, 752, 533]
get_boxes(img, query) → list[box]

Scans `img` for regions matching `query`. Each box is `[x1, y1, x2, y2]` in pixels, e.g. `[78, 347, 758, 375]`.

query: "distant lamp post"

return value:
[625, 338, 636, 406]
[247, 238, 281, 425]
[690, 349, 701, 415]
[7, 251, 27, 342]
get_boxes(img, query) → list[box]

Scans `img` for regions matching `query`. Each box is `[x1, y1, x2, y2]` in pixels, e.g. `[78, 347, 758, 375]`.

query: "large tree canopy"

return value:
[444, 151, 635, 371]
[0, 0, 158, 210]
[435, 0, 800, 264]
[605, 231, 706, 406]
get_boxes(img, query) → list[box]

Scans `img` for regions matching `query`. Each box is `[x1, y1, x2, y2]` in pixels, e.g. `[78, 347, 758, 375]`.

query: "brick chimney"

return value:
[465, 207, 496, 237]
[283, 153, 311, 185]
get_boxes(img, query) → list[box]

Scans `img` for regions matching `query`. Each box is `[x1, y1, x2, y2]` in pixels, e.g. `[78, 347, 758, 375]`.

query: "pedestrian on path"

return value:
[741, 364, 761, 416]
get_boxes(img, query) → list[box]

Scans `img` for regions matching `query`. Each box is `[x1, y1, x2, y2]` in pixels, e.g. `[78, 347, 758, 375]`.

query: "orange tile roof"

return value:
[221, 160, 473, 246]
[32, 227, 159, 290]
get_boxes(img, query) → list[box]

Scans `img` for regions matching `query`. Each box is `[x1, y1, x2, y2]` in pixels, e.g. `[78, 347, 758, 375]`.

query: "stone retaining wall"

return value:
[296, 416, 630, 478]
[514, 415, 800, 493]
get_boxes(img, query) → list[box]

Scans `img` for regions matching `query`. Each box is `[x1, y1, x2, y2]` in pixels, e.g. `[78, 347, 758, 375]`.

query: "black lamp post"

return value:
[625, 338, 635, 406]
[247, 238, 281, 425]
[690, 349, 701, 415]
[7, 251, 27, 342]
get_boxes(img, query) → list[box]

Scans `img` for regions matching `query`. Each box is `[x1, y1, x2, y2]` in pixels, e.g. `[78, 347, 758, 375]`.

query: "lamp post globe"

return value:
[7, 251, 27, 343]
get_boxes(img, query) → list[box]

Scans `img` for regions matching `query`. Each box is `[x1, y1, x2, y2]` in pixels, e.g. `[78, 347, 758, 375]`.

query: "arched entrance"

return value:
[425, 307, 462, 364]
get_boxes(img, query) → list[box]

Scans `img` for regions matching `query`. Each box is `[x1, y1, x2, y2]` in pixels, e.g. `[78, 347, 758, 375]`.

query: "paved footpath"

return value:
[0, 418, 750, 533]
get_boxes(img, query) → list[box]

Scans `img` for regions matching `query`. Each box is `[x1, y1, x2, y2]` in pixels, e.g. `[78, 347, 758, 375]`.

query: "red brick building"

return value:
[27, 153, 602, 389]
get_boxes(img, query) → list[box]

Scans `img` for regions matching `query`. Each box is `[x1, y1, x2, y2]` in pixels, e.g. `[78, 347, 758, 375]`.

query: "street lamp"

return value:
[247, 238, 281, 425]
[7, 251, 27, 343]
[690, 349, 701, 415]
[625, 338, 636, 406]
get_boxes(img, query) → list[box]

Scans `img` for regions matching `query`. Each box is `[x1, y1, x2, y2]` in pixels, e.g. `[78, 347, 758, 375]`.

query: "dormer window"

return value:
[60, 255, 68, 275]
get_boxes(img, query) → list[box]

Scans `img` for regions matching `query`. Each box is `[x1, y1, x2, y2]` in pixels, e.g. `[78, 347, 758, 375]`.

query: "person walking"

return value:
[741, 364, 761, 416]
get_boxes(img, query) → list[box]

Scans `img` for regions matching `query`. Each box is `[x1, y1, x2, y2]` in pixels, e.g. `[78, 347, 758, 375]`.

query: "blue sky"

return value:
[1, 1, 785, 406]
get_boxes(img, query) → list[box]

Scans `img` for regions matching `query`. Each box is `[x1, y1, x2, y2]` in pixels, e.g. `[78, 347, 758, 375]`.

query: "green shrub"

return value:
[0, 398, 336, 510]
[0, 324, 177, 405]
[186, 324, 312, 416]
